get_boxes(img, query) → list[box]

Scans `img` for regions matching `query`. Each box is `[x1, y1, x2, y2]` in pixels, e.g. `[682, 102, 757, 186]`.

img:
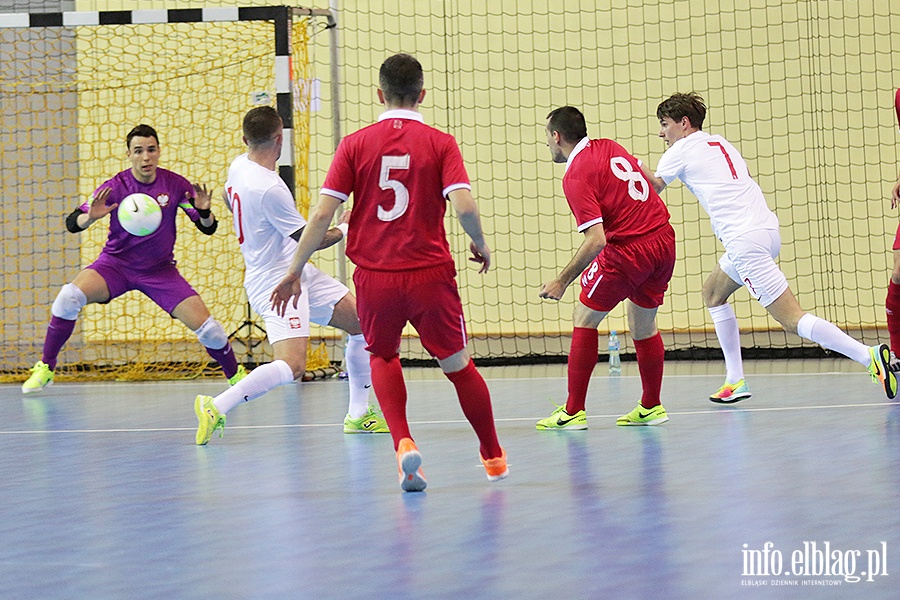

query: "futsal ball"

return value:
[117, 192, 162, 236]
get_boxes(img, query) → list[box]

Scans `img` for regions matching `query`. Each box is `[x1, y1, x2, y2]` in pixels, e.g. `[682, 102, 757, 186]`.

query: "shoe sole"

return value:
[535, 425, 588, 431]
[874, 344, 898, 399]
[709, 392, 751, 404]
[617, 416, 669, 426]
[486, 468, 509, 482]
[22, 380, 52, 394]
[194, 396, 212, 446]
[398, 450, 426, 492]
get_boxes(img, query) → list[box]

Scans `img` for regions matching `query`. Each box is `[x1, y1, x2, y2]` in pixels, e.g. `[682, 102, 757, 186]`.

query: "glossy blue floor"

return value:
[1, 359, 897, 599]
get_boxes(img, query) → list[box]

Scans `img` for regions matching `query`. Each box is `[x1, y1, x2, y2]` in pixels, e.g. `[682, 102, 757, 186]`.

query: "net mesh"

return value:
[4, 1, 900, 376]
[0, 10, 333, 381]
[304, 0, 900, 362]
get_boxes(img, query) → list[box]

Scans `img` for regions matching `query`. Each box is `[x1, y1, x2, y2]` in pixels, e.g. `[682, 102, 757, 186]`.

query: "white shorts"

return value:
[719, 229, 789, 308]
[247, 263, 350, 344]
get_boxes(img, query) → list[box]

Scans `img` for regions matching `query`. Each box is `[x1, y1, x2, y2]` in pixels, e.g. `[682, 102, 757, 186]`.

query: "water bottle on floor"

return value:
[608, 330, 621, 375]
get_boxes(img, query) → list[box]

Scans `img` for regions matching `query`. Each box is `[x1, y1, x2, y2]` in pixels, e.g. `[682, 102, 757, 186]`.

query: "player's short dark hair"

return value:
[243, 106, 283, 146]
[657, 92, 707, 129]
[546, 106, 588, 144]
[126, 124, 159, 149]
[379, 53, 424, 106]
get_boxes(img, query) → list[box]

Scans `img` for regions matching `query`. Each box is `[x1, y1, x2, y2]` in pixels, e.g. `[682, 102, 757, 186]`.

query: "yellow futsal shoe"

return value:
[343, 404, 390, 433]
[616, 403, 669, 426]
[536, 404, 587, 430]
[22, 361, 54, 394]
[228, 365, 249, 386]
[194, 394, 226, 445]
[868, 344, 898, 400]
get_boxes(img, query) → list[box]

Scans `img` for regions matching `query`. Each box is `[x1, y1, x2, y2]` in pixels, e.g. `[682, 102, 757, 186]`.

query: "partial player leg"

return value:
[616, 302, 669, 426]
[171, 295, 240, 381]
[886, 247, 900, 355]
[326, 292, 387, 433]
[768, 288, 897, 399]
[24, 269, 108, 394]
[704, 263, 750, 402]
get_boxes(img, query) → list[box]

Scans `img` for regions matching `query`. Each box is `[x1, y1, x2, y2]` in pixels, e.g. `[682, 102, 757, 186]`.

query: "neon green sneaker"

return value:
[343, 404, 390, 433]
[22, 361, 54, 394]
[868, 344, 898, 399]
[709, 379, 751, 403]
[536, 404, 587, 430]
[194, 394, 225, 445]
[616, 403, 669, 426]
[228, 365, 249, 386]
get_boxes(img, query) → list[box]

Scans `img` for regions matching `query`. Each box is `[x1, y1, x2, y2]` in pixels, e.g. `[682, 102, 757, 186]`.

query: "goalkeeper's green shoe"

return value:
[228, 365, 249, 386]
[536, 404, 587, 430]
[616, 403, 669, 426]
[195, 395, 225, 445]
[868, 344, 898, 400]
[22, 361, 54, 394]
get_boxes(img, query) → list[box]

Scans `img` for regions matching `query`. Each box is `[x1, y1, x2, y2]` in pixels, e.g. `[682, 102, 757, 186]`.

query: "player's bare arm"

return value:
[539, 223, 606, 301]
[891, 176, 900, 209]
[448, 188, 491, 273]
[640, 162, 667, 194]
[271, 193, 342, 315]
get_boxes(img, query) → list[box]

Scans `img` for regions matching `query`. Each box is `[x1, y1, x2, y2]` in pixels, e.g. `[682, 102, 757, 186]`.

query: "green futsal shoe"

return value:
[194, 394, 225, 445]
[228, 365, 249, 386]
[536, 404, 587, 430]
[343, 404, 390, 433]
[22, 361, 54, 394]
[616, 403, 669, 426]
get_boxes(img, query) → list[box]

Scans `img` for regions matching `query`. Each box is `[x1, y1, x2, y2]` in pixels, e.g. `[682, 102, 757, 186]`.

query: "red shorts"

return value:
[893, 221, 900, 250]
[353, 262, 468, 360]
[579, 225, 676, 311]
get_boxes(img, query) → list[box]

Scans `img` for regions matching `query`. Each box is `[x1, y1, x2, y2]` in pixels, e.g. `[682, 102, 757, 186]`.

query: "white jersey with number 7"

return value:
[654, 130, 779, 246]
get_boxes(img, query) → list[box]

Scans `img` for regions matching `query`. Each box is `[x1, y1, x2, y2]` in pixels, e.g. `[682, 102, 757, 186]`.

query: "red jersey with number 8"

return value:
[321, 109, 471, 271]
[563, 138, 671, 244]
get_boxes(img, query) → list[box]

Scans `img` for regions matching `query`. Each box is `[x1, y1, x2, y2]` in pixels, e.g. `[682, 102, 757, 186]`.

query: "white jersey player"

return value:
[193, 106, 388, 445]
[641, 92, 896, 402]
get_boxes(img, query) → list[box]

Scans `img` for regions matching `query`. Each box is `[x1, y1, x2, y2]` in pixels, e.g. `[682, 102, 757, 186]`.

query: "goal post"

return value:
[0, 6, 341, 382]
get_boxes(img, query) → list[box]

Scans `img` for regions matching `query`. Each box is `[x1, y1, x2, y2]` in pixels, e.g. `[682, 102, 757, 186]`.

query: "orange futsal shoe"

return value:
[480, 447, 509, 482]
[396, 437, 427, 492]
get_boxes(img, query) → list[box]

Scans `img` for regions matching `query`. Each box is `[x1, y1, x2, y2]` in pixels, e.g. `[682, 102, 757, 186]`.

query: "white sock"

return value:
[709, 303, 744, 382]
[796, 313, 870, 366]
[213, 359, 295, 414]
[345, 334, 373, 418]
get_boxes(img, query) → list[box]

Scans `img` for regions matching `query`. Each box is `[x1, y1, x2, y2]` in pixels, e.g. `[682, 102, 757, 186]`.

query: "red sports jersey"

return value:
[563, 138, 670, 244]
[321, 109, 471, 271]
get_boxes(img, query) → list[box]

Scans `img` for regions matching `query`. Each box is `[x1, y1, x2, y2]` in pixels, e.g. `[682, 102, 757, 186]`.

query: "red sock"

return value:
[886, 281, 900, 355]
[565, 327, 598, 415]
[634, 333, 665, 409]
[445, 360, 502, 459]
[369, 354, 411, 450]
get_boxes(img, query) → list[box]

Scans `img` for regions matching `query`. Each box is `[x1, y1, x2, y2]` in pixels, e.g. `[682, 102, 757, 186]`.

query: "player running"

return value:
[641, 92, 896, 402]
[22, 124, 243, 394]
[270, 53, 507, 491]
[193, 106, 387, 445]
[536, 106, 676, 429]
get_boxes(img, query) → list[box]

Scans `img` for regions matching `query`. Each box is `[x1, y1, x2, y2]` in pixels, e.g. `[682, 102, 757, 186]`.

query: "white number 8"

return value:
[377, 154, 411, 221]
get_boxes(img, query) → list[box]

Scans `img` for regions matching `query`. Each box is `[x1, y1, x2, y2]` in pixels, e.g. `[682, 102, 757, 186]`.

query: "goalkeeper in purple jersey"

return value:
[21, 124, 244, 394]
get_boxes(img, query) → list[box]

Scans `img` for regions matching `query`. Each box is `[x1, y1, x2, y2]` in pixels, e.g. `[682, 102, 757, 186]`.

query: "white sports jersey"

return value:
[224, 153, 306, 300]
[654, 130, 779, 246]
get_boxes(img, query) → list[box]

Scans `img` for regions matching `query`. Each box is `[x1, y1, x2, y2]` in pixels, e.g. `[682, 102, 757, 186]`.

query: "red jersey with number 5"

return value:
[320, 109, 471, 271]
[563, 138, 671, 244]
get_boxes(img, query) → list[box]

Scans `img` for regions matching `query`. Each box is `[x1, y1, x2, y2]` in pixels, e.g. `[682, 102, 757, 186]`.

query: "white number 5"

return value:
[377, 154, 411, 221]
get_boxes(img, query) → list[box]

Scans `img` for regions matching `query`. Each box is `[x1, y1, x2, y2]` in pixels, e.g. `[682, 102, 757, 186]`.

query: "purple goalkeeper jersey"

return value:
[82, 168, 201, 270]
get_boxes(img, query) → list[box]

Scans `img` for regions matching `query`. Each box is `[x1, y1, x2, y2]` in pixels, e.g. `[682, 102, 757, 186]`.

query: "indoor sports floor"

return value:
[1, 359, 897, 599]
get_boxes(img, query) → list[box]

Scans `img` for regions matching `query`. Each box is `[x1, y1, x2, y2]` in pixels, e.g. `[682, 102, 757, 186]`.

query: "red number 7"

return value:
[708, 141, 738, 180]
